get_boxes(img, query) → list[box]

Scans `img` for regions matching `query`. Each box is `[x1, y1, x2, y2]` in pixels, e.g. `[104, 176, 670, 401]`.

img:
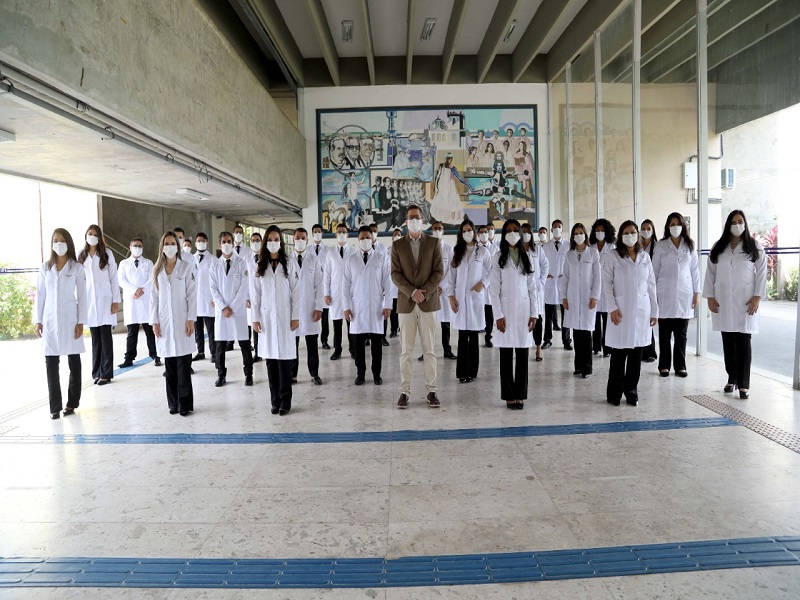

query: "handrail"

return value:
[103, 233, 131, 260]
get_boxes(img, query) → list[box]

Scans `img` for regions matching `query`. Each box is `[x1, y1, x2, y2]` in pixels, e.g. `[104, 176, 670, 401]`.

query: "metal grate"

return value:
[686, 395, 800, 454]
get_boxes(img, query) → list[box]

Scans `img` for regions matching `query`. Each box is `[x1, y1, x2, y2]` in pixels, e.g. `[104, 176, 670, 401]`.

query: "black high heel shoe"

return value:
[739, 390, 749, 399]
[724, 383, 735, 393]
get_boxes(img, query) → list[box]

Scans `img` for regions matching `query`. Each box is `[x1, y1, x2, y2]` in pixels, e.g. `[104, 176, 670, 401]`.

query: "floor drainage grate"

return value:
[686, 395, 800, 454]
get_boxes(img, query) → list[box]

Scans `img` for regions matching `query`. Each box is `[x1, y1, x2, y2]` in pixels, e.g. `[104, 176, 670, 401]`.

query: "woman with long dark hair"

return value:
[639, 219, 658, 363]
[590, 218, 616, 357]
[150, 231, 196, 416]
[522, 222, 548, 361]
[489, 219, 538, 409]
[251, 226, 300, 415]
[447, 219, 491, 383]
[78, 224, 120, 385]
[34, 228, 87, 419]
[653, 212, 700, 377]
[603, 221, 658, 406]
[703, 210, 767, 399]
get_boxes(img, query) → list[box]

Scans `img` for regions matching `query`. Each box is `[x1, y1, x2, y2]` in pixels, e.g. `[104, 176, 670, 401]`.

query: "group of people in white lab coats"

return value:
[34, 209, 766, 420]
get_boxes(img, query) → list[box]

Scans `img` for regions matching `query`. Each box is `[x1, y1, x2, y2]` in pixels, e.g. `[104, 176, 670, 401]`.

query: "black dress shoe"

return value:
[97, 379, 111, 386]
[603, 352, 612, 358]
[354, 376, 365, 385]
[675, 370, 688, 378]
[226, 342, 234, 351]
[444, 351, 457, 360]
[724, 383, 735, 393]
[162, 371, 166, 377]
[485, 340, 493, 348]
[271, 407, 280, 415]
[659, 370, 670, 377]
[466, 377, 475, 383]
[63, 407, 75, 416]
[312, 376, 323, 385]
[643, 357, 656, 363]
[389, 332, 398, 338]
[190, 367, 195, 375]
[553, 325, 561, 331]
[459, 378, 468, 383]
[50, 412, 60, 420]
[418, 355, 424, 361]
[215, 376, 226, 387]
[739, 390, 749, 399]
[278, 408, 290, 416]
[192, 353, 205, 362]
[542, 341, 552, 349]
[365, 339, 370, 346]
[291, 377, 297, 384]
[180, 411, 189, 416]
[626, 398, 639, 406]
[245, 376, 253, 386]
[573, 370, 581, 375]
[169, 409, 178, 415]
[564, 344, 573, 351]
[374, 376, 382, 385]
[118, 361, 134, 368]
[607, 398, 621, 406]
[93, 378, 99, 385]
[154, 357, 162, 366]
[330, 350, 342, 361]
[321, 342, 331, 350]
[382, 338, 390, 347]
[253, 356, 262, 363]
[582, 373, 592, 379]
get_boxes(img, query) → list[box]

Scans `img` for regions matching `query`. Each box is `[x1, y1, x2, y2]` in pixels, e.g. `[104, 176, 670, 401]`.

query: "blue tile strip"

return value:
[0, 417, 736, 445]
[1, 536, 798, 589]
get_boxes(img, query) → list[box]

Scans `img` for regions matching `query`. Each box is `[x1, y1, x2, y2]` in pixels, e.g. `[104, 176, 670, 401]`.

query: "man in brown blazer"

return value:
[391, 204, 444, 408]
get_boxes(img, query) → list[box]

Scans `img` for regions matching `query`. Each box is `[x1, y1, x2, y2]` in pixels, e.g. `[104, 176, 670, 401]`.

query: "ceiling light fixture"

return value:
[0, 127, 16, 143]
[342, 20, 353, 43]
[502, 20, 517, 43]
[176, 188, 208, 200]
[420, 18, 436, 41]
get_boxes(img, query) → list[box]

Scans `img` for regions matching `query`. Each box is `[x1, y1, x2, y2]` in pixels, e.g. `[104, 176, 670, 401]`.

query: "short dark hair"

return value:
[431, 221, 443, 228]
[250, 232, 262, 240]
[295, 227, 308, 236]
[336, 223, 348, 232]
[358, 225, 371, 235]
[233, 224, 244, 233]
[218, 231, 233, 243]
[552, 219, 563, 228]
[312, 224, 323, 232]
[173, 227, 185, 235]
[369, 223, 379, 230]
[393, 228, 402, 234]
[130, 237, 143, 244]
[195, 232, 208, 242]
[406, 204, 421, 215]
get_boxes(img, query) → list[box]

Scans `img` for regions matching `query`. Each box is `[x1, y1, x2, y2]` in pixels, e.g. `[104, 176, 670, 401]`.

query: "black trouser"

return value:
[195, 316, 217, 357]
[90, 324, 113, 380]
[124, 323, 157, 362]
[332, 319, 350, 352]
[573, 330, 593, 375]
[252, 328, 260, 358]
[721, 332, 752, 390]
[499, 347, 529, 400]
[544, 304, 571, 345]
[390, 298, 399, 335]
[354, 333, 383, 378]
[320, 308, 330, 345]
[593, 312, 609, 354]
[484, 305, 494, 343]
[45, 354, 81, 414]
[607, 347, 643, 403]
[456, 330, 480, 379]
[292, 334, 320, 378]
[441, 322, 452, 354]
[266, 359, 292, 410]
[533, 314, 543, 347]
[658, 318, 689, 372]
[217, 339, 254, 378]
[164, 354, 193, 413]
[642, 331, 657, 361]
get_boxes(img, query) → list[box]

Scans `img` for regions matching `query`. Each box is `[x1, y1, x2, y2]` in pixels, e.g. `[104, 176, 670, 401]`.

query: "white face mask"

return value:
[505, 231, 521, 247]
[313, 232, 323, 243]
[176, 237, 184, 246]
[234, 233, 244, 244]
[195, 241, 207, 251]
[392, 236, 401, 243]
[371, 231, 378, 241]
[432, 230, 443, 239]
[336, 233, 348, 244]
[182, 245, 192, 254]
[130, 246, 143, 258]
[574, 233, 586, 246]
[552, 227, 562, 239]
[641, 229, 653, 240]
[622, 233, 638, 248]
[669, 225, 683, 239]
[407, 219, 423, 234]
[53, 242, 68, 257]
[86, 234, 99, 247]
[462, 231, 474, 243]
[730, 223, 745, 237]
[522, 233, 532, 243]
[251, 241, 262, 253]
[595, 231, 605, 242]
[538, 233, 547, 243]
[266, 241, 281, 254]
[478, 233, 489, 244]
[220, 243, 234, 256]
[294, 239, 307, 253]
[358, 238, 373, 253]
[487, 229, 495, 240]
[163, 244, 179, 258]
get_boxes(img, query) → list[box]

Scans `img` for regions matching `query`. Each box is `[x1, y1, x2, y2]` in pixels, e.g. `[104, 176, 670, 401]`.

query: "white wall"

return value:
[297, 83, 550, 247]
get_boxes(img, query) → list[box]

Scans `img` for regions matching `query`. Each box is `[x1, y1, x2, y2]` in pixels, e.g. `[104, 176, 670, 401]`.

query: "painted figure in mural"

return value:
[466, 146, 481, 173]
[419, 149, 434, 181]
[502, 140, 515, 169]
[481, 143, 496, 169]
[430, 152, 473, 224]
[329, 137, 346, 169]
[343, 136, 366, 169]
[515, 140, 535, 199]
[504, 127, 515, 151]
[490, 130, 501, 150]
[360, 137, 376, 166]
[343, 172, 362, 229]
[471, 130, 486, 153]
[373, 176, 384, 211]
[326, 200, 350, 232]
[393, 146, 411, 176]
[518, 126, 532, 153]
[490, 153, 509, 218]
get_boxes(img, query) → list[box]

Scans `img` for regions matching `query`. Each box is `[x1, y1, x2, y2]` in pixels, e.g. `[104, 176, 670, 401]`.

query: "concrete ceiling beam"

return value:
[407, 0, 417, 85]
[511, 0, 578, 83]
[442, 0, 468, 84]
[305, 0, 340, 86]
[476, 0, 520, 84]
[359, 0, 376, 85]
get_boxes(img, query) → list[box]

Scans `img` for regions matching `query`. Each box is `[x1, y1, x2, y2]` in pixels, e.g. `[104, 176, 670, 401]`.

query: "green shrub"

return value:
[766, 277, 778, 300]
[0, 267, 35, 340]
[785, 267, 799, 302]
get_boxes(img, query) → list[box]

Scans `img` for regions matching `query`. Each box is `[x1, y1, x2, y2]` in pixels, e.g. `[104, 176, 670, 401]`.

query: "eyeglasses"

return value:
[345, 145, 359, 150]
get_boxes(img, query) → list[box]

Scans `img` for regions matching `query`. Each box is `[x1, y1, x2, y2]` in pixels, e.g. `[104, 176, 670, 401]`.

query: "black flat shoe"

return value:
[278, 408, 290, 416]
[50, 412, 60, 420]
[535, 355, 543, 362]
[330, 351, 341, 361]
[97, 379, 110, 386]
[180, 411, 189, 416]
[626, 399, 638, 406]
[542, 341, 552, 349]
[93, 378, 99, 385]
[676, 370, 688, 378]
[154, 358, 162, 366]
[506, 401, 516, 410]
[253, 356, 262, 363]
[62, 408, 75, 416]
[190, 367, 195, 375]
[418, 355, 424, 362]
[739, 390, 749, 399]
[459, 378, 468, 383]
[118, 361, 134, 369]
[271, 407, 279, 415]
[582, 373, 592, 379]
[245, 376, 253, 386]
[444, 351, 457, 360]
[659, 370, 670, 377]
[564, 344, 573, 351]
[191, 353, 205, 362]
[517, 401, 524, 410]
[169, 409, 178, 415]
[607, 398, 621, 406]
[573, 370, 581, 375]
[643, 357, 656, 363]
[466, 377, 475, 383]
[313, 376, 323, 385]
[724, 383, 735, 393]
[214, 377, 226, 387]
[321, 342, 331, 350]
[485, 341, 493, 348]
[382, 339, 390, 347]
[354, 376, 365, 386]
[374, 376, 382, 385]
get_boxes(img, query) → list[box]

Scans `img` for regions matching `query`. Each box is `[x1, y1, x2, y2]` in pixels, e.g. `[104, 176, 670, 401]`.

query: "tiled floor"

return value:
[1, 330, 799, 598]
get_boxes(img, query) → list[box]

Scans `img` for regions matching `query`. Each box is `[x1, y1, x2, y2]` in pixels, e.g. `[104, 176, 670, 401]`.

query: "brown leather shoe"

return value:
[397, 394, 409, 409]
[426, 392, 440, 408]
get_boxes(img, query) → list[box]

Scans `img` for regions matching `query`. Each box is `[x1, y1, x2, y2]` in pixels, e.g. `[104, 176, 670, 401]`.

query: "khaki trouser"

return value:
[398, 305, 437, 395]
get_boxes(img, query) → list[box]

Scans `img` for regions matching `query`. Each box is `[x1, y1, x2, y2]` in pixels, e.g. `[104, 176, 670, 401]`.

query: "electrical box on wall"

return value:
[683, 162, 697, 189]
[721, 168, 735, 189]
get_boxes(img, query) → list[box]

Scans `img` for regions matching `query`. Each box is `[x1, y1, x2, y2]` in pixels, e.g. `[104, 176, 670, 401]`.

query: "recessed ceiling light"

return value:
[0, 127, 16, 143]
[502, 20, 517, 43]
[342, 20, 353, 43]
[421, 18, 436, 41]
[176, 188, 208, 200]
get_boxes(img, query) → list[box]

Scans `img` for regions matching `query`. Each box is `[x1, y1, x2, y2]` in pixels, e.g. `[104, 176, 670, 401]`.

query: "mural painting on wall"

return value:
[317, 106, 538, 234]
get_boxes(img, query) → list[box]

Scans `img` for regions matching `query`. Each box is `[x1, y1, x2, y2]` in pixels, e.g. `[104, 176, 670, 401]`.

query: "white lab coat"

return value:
[250, 260, 300, 360]
[559, 247, 602, 331]
[193, 251, 215, 317]
[311, 242, 329, 265]
[542, 238, 569, 305]
[436, 241, 454, 323]
[603, 251, 658, 349]
[246, 252, 260, 326]
[342, 249, 393, 334]
[210, 254, 250, 341]
[290, 251, 325, 336]
[83, 248, 120, 327]
[479, 242, 495, 306]
[447, 244, 491, 331]
[324, 244, 353, 320]
[702, 241, 767, 334]
[528, 244, 549, 317]
[118, 256, 153, 325]
[149, 258, 197, 358]
[591, 242, 615, 313]
[489, 251, 538, 348]
[234, 243, 254, 261]
[34, 260, 87, 356]
[653, 239, 701, 319]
